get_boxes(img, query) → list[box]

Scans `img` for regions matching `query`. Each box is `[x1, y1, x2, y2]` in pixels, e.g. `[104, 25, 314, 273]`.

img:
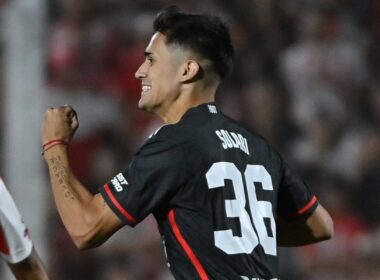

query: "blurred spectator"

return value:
[353, 130, 380, 228]
[239, 79, 296, 151]
[280, 1, 368, 130]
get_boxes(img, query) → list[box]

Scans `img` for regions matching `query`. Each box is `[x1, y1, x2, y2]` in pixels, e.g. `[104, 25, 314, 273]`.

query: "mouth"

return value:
[141, 84, 152, 95]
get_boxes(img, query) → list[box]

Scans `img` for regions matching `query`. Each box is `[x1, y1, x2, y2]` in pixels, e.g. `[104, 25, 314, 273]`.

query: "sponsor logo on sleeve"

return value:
[111, 173, 129, 192]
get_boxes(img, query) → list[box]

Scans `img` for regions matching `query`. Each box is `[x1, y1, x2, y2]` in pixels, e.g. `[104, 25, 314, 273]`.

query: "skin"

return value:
[41, 31, 333, 249]
[135, 32, 219, 124]
[8, 247, 50, 280]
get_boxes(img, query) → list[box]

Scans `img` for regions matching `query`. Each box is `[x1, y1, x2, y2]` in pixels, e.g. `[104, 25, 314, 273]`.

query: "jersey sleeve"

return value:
[277, 162, 319, 221]
[99, 135, 187, 226]
[0, 178, 33, 264]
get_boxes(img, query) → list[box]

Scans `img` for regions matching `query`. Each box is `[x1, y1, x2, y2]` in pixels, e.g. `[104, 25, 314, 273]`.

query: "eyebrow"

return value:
[144, 51, 153, 57]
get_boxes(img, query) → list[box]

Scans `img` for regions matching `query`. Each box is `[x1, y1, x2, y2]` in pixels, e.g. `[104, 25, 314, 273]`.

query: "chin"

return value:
[138, 100, 153, 112]
[138, 101, 147, 111]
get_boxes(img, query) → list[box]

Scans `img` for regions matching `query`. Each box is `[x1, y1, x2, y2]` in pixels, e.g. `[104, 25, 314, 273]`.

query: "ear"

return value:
[180, 60, 201, 82]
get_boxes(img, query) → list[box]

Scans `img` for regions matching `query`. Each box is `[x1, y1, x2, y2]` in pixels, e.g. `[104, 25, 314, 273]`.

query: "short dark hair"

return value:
[153, 6, 234, 80]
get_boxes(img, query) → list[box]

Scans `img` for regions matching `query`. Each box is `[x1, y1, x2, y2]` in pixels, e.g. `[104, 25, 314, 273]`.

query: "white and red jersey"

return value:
[0, 177, 32, 264]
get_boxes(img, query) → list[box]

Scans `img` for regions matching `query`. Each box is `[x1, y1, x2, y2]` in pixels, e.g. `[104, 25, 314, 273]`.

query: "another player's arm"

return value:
[8, 247, 49, 280]
[277, 204, 333, 247]
[41, 106, 122, 249]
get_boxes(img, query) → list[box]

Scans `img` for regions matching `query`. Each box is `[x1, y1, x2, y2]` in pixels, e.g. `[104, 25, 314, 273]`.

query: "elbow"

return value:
[307, 204, 334, 242]
[71, 235, 96, 250]
[61, 198, 118, 250]
[65, 209, 111, 250]
[313, 209, 334, 242]
[69, 230, 105, 250]
[72, 237, 95, 250]
[315, 227, 333, 242]
[319, 214, 334, 241]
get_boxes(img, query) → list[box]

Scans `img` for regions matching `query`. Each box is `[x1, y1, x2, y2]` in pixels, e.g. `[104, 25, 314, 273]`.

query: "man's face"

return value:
[135, 32, 185, 115]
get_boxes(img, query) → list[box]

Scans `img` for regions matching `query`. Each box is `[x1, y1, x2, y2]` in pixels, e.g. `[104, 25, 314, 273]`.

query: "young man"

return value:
[41, 6, 333, 279]
[0, 177, 49, 280]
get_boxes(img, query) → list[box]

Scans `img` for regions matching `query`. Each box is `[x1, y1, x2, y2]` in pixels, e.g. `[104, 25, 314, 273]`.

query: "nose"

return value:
[135, 62, 147, 79]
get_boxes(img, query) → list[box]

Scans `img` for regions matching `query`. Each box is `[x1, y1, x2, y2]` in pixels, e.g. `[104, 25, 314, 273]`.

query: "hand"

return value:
[41, 105, 79, 144]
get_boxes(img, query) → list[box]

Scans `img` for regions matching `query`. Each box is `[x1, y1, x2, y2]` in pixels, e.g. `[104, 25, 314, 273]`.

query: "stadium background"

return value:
[0, 0, 379, 279]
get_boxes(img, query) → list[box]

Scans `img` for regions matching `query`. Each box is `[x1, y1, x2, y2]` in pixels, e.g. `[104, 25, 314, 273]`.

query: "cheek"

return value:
[156, 72, 176, 89]
[151, 65, 180, 94]
[162, 77, 179, 95]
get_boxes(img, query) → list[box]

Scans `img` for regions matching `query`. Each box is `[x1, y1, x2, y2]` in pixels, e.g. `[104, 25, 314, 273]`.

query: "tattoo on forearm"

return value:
[49, 156, 76, 203]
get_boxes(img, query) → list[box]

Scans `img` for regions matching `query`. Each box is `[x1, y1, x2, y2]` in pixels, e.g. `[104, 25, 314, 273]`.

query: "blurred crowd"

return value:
[3, 0, 380, 279]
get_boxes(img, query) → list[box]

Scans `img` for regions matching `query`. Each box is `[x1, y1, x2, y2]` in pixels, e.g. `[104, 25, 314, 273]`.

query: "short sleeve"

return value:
[0, 179, 33, 264]
[99, 136, 187, 226]
[277, 162, 318, 221]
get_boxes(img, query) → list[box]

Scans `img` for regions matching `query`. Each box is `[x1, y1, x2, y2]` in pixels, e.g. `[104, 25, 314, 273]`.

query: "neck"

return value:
[158, 83, 217, 124]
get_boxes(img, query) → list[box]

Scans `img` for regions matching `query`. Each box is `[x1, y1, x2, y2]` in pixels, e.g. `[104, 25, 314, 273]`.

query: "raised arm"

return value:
[41, 106, 122, 249]
[277, 204, 334, 247]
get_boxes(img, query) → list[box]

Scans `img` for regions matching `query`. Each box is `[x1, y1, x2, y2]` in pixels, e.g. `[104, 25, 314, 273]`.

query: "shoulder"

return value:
[135, 126, 191, 163]
[132, 124, 190, 164]
[145, 117, 202, 147]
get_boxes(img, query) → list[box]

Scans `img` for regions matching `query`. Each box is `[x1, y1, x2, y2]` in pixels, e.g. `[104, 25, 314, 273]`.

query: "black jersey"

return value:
[99, 103, 318, 280]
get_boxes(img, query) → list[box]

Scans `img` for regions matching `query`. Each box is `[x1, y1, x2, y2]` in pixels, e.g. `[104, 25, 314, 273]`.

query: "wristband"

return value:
[41, 139, 68, 155]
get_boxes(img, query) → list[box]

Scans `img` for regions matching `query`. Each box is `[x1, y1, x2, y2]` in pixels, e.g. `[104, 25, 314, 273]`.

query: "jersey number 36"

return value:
[206, 162, 276, 256]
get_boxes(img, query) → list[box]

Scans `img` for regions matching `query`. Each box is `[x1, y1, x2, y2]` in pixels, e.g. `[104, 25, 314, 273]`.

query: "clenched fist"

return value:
[41, 105, 79, 144]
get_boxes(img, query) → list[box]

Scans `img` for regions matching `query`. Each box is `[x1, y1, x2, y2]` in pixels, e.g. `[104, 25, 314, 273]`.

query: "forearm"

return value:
[44, 145, 96, 241]
[41, 106, 122, 248]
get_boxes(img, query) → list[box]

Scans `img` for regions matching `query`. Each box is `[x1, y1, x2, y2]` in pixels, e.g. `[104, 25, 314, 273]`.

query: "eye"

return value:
[146, 57, 154, 65]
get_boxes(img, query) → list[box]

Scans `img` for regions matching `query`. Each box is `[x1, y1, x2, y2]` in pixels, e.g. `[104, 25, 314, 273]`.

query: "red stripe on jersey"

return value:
[0, 226, 10, 254]
[103, 184, 137, 224]
[168, 209, 209, 280]
[297, 196, 317, 215]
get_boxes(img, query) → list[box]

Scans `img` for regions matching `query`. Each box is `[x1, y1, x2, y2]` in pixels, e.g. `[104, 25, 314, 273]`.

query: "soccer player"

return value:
[41, 6, 333, 279]
[0, 177, 49, 280]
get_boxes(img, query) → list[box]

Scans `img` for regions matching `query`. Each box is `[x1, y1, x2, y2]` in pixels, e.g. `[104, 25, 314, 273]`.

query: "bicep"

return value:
[93, 193, 123, 232]
[73, 194, 123, 249]
[304, 204, 334, 240]
[94, 194, 123, 233]
[277, 204, 333, 246]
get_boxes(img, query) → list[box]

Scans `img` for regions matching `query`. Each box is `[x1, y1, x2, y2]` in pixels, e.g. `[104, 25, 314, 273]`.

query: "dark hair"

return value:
[153, 6, 234, 80]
